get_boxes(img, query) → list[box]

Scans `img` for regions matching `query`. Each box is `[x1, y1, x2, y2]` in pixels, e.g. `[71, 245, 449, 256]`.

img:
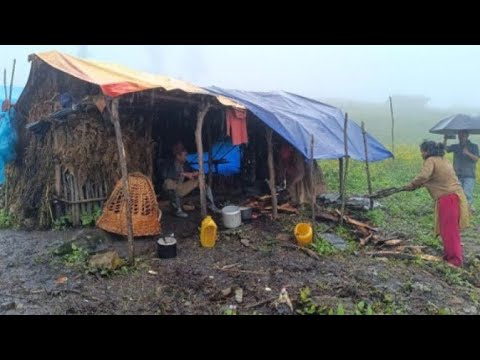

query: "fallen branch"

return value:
[244, 296, 278, 310]
[359, 233, 373, 247]
[335, 209, 377, 231]
[316, 211, 339, 222]
[219, 263, 241, 270]
[366, 251, 441, 262]
[214, 266, 268, 275]
[280, 244, 321, 261]
[264, 203, 299, 214]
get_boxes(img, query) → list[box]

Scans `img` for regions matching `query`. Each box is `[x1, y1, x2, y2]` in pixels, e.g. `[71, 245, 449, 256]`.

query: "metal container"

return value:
[157, 236, 177, 259]
[240, 206, 252, 221]
[221, 205, 242, 229]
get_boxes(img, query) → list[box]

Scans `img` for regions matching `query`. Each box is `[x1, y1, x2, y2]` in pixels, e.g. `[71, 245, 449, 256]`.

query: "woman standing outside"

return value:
[404, 141, 470, 267]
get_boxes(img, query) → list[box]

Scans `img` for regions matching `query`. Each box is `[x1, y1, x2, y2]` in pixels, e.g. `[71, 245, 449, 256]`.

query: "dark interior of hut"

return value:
[117, 95, 276, 213]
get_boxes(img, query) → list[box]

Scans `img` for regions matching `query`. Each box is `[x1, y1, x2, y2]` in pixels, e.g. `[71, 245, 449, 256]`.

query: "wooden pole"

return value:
[208, 124, 213, 188]
[389, 96, 395, 158]
[266, 127, 278, 219]
[111, 98, 135, 264]
[8, 59, 15, 114]
[338, 158, 344, 197]
[340, 113, 349, 225]
[361, 122, 374, 210]
[310, 135, 315, 232]
[195, 103, 210, 218]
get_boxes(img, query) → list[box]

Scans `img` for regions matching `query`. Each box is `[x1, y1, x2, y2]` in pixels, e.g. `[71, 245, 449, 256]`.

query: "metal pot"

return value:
[240, 207, 252, 221]
[157, 236, 177, 259]
[222, 205, 242, 229]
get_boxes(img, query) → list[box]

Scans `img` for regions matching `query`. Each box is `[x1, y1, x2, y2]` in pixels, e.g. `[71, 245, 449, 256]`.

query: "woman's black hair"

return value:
[420, 140, 445, 158]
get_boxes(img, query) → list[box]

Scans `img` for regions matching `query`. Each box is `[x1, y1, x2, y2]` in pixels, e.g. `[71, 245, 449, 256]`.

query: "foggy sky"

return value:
[1, 45, 479, 108]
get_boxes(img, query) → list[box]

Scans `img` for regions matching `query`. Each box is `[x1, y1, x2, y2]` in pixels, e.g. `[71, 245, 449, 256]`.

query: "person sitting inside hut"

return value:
[276, 143, 326, 206]
[163, 142, 221, 218]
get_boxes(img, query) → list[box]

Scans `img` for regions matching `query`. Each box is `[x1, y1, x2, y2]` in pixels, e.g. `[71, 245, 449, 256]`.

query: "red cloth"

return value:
[226, 108, 248, 145]
[438, 193, 463, 267]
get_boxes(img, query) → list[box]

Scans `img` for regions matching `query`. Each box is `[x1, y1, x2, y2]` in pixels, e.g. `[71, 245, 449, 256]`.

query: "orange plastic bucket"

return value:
[294, 223, 313, 246]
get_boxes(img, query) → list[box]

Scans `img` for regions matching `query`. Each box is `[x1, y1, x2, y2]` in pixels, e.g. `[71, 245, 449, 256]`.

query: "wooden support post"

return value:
[310, 135, 315, 233]
[8, 59, 15, 114]
[361, 122, 374, 210]
[340, 113, 349, 225]
[195, 103, 211, 218]
[208, 124, 213, 188]
[111, 98, 135, 264]
[339, 158, 344, 197]
[389, 96, 395, 158]
[266, 127, 278, 219]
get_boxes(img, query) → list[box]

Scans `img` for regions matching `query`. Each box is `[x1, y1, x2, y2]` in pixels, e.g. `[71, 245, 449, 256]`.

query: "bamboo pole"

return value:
[111, 98, 135, 264]
[361, 122, 374, 210]
[266, 127, 278, 219]
[389, 96, 395, 158]
[340, 113, 349, 225]
[310, 135, 315, 232]
[195, 103, 211, 218]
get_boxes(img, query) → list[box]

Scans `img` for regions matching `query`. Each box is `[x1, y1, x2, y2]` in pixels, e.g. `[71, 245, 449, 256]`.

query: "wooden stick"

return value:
[281, 243, 321, 260]
[53, 196, 107, 205]
[310, 135, 315, 234]
[338, 158, 344, 197]
[366, 251, 441, 262]
[266, 127, 277, 219]
[85, 182, 92, 214]
[3, 68, 7, 104]
[216, 268, 268, 275]
[111, 98, 135, 264]
[244, 296, 278, 310]
[195, 102, 210, 217]
[208, 124, 213, 188]
[68, 174, 77, 225]
[8, 59, 16, 114]
[361, 122, 373, 210]
[340, 113, 349, 225]
[389, 96, 395, 158]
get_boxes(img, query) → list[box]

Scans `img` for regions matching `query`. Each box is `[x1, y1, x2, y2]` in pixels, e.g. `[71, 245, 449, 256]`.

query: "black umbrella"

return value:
[429, 114, 480, 135]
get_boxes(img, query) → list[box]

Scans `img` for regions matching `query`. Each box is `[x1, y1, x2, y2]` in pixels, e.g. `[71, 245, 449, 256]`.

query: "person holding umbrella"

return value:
[430, 114, 480, 213]
[404, 140, 469, 267]
[444, 131, 479, 212]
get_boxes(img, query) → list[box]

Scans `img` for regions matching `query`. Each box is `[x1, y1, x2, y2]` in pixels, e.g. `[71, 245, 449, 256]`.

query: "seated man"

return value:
[163, 142, 220, 218]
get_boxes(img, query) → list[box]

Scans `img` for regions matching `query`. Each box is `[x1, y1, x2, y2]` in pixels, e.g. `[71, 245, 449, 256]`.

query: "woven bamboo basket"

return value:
[97, 172, 161, 237]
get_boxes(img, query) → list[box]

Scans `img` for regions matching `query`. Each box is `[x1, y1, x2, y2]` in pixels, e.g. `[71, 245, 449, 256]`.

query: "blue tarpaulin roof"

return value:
[205, 87, 393, 162]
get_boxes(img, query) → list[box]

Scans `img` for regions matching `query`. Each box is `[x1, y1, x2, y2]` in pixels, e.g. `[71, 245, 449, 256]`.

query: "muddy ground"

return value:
[1, 210, 480, 315]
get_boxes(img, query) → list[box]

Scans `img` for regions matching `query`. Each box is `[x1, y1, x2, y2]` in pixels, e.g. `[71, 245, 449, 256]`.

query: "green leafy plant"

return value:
[311, 237, 336, 256]
[80, 206, 102, 227]
[354, 300, 374, 315]
[63, 243, 89, 265]
[53, 216, 72, 231]
[0, 209, 14, 229]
